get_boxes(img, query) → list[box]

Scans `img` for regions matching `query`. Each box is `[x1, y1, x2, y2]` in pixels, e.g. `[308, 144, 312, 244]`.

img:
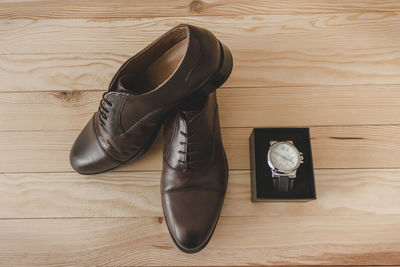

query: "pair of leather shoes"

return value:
[70, 24, 232, 253]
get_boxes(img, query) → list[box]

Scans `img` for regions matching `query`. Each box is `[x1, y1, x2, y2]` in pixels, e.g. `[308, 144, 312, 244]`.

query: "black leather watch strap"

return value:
[273, 176, 295, 192]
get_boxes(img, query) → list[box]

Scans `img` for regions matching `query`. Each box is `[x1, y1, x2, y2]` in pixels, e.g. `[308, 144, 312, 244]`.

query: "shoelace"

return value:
[98, 92, 113, 127]
[178, 130, 199, 168]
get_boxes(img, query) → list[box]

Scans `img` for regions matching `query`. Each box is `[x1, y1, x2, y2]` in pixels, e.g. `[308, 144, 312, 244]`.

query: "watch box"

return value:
[249, 128, 316, 201]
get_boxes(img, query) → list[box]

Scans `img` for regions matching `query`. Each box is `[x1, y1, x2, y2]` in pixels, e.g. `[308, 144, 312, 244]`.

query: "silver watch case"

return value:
[267, 141, 304, 178]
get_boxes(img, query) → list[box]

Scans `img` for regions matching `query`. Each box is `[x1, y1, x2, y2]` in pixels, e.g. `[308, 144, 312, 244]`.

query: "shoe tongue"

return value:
[180, 98, 207, 122]
[115, 74, 139, 94]
[181, 110, 200, 122]
[180, 96, 207, 119]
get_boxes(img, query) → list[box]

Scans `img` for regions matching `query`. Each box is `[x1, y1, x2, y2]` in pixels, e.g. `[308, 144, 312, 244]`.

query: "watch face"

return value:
[268, 142, 301, 173]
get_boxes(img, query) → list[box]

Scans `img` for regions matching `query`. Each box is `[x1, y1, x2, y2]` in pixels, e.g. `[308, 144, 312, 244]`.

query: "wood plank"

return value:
[3, 13, 400, 87]
[1, 86, 400, 131]
[0, 216, 399, 265]
[0, 53, 125, 92]
[2, 0, 400, 19]
[1, 126, 400, 173]
[2, 49, 400, 92]
[310, 126, 400, 169]
[0, 169, 399, 218]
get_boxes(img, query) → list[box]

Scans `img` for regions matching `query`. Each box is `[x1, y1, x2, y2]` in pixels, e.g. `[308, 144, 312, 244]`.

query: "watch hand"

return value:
[278, 153, 295, 164]
[285, 157, 295, 164]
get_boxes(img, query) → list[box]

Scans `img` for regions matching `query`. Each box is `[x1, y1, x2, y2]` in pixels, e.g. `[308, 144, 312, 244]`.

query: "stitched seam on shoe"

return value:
[121, 106, 165, 137]
[93, 114, 122, 164]
[164, 114, 179, 160]
[162, 187, 225, 193]
[118, 94, 128, 133]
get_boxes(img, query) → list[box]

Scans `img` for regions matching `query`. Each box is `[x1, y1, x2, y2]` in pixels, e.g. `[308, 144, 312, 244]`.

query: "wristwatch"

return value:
[267, 141, 304, 192]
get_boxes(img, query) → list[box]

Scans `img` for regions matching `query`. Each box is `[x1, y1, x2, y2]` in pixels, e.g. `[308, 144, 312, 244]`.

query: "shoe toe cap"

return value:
[162, 190, 224, 253]
[173, 225, 209, 252]
[70, 116, 118, 174]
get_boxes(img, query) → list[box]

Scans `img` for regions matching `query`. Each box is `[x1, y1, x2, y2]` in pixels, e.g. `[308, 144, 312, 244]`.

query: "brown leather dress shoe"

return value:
[161, 91, 229, 253]
[70, 24, 232, 174]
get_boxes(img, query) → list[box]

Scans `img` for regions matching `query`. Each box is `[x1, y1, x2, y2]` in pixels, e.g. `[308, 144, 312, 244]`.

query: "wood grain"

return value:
[1, 126, 400, 173]
[1, 46, 400, 92]
[0, 169, 399, 218]
[1, 2, 400, 265]
[1, 86, 400, 130]
[2, 13, 400, 87]
[2, 0, 400, 19]
[0, 216, 399, 266]
[0, 53, 124, 92]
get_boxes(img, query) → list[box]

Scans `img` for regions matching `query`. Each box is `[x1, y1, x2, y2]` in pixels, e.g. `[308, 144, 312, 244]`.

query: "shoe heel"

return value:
[196, 42, 233, 97]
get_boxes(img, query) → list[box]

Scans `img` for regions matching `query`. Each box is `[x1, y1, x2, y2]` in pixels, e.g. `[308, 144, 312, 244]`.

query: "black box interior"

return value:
[249, 128, 317, 201]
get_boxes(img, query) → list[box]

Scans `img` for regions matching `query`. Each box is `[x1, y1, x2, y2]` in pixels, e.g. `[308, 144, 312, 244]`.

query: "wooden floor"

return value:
[1, 1, 400, 266]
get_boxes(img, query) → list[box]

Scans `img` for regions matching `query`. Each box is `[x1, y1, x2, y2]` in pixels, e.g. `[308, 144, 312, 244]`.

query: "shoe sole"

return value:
[78, 41, 233, 175]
